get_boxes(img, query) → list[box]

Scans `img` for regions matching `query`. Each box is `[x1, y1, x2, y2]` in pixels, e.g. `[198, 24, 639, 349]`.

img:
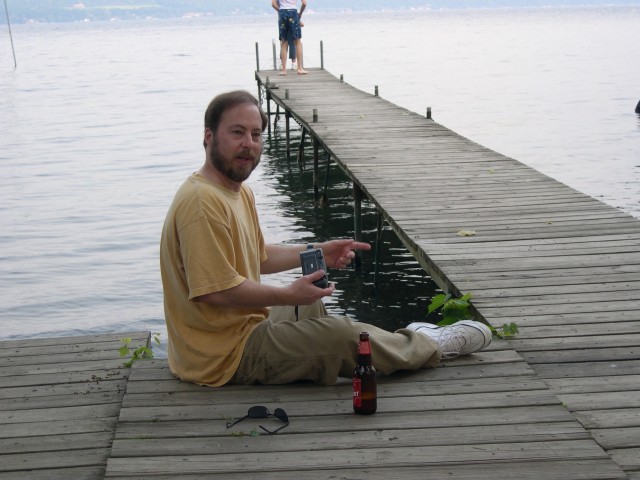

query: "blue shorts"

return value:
[278, 9, 301, 42]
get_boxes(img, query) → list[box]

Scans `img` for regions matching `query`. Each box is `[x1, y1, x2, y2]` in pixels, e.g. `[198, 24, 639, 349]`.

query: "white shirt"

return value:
[279, 0, 298, 10]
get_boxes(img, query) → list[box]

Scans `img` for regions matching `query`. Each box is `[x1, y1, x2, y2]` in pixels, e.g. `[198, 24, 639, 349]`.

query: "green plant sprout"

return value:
[119, 332, 161, 368]
[428, 292, 474, 326]
[427, 293, 518, 338]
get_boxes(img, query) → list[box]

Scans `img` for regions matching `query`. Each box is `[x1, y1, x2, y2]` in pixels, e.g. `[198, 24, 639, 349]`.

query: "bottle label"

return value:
[353, 378, 362, 408]
[358, 341, 371, 355]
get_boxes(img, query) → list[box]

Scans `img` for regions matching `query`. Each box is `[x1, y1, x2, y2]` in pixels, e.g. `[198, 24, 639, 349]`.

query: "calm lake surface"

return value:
[1, 6, 639, 355]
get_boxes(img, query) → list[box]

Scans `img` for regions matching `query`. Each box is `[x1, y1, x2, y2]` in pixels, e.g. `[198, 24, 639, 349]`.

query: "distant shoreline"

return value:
[5, 1, 640, 25]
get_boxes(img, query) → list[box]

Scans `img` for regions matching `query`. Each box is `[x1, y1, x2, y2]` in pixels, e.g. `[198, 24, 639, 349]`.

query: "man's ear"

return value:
[204, 127, 214, 148]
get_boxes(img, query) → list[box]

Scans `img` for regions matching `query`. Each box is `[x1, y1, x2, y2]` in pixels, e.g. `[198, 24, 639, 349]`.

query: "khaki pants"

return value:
[230, 301, 441, 385]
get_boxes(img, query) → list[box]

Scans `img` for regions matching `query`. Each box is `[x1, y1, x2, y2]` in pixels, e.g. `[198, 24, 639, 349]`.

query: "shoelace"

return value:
[431, 326, 468, 359]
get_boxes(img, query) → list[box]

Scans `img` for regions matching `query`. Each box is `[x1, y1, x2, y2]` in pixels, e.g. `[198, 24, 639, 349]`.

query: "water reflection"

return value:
[264, 121, 441, 331]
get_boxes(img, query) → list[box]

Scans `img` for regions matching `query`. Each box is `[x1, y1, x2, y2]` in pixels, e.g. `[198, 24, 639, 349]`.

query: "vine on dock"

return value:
[427, 293, 518, 338]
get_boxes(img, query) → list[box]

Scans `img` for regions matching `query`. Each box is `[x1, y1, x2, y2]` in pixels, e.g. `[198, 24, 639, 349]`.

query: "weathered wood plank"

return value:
[110, 422, 590, 457]
[105, 439, 612, 475]
[103, 460, 628, 480]
[592, 426, 640, 449]
[113, 404, 578, 439]
[609, 447, 640, 470]
[574, 408, 640, 429]
[0, 332, 150, 479]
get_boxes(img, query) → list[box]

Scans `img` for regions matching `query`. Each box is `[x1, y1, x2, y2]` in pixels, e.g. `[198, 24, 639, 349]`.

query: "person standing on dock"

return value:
[159, 90, 492, 388]
[272, 0, 307, 75]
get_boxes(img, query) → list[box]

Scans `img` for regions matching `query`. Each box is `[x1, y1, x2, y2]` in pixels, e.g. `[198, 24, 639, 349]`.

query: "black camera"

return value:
[300, 247, 329, 288]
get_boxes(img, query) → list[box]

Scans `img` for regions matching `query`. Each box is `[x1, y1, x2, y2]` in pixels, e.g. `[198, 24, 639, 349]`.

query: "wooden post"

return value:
[374, 86, 379, 97]
[426, 107, 432, 119]
[266, 87, 272, 135]
[321, 152, 331, 206]
[373, 212, 383, 292]
[255, 42, 260, 72]
[313, 109, 318, 122]
[297, 129, 307, 170]
[320, 40, 324, 69]
[285, 88, 289, 100]
[313, 139, 320, 201]
[353, 183, 364, 271]
[340, 74, 344, 83]
[285, 111, 291, 160]
[4, 0, 17, 68]
[274, 104, 280, 131]
[272, 39, 277, 70]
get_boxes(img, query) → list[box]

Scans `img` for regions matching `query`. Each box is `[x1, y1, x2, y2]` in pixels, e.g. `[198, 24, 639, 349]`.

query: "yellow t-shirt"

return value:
[160, 173, 268, 387]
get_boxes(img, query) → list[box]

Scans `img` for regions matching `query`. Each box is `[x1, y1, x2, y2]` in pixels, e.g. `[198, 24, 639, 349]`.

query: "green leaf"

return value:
[436, 317, 457, 327]
[442, 299, 471, 322]
[501, 322, 519, 337]
[427, 293, 450, 314]
[118, 345, 130, 357]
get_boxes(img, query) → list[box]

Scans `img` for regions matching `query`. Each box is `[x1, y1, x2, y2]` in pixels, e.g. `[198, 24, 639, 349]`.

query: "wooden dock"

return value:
[2, 67, 639, 478]
[0, 332, 149, 479]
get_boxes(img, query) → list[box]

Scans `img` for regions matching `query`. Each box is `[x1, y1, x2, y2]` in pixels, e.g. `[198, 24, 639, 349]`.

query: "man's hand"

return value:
[319, 239, 371, 269]
[289, 269, 335, 304]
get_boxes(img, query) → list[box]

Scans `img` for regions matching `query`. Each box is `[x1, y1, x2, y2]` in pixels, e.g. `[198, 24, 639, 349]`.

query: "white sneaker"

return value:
[406, 320, 492, 359]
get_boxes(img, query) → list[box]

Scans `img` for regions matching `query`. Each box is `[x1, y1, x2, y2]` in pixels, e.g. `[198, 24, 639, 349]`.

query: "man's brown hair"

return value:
[203, 90, 268, 148]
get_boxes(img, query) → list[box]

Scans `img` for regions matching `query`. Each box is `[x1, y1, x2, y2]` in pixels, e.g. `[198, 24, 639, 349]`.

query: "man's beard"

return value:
[209, 138, 261, 183]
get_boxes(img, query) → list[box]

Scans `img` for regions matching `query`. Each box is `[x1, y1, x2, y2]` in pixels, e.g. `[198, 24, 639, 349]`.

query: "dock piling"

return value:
[266, 88, 272, 135]
[297, 129, 307, 170]
[285, 111, 291, 159]
[373, 212, 383, 292]
[321, 152, 331, 206]
[313, 139, 319, 201]
[353, 183, 364, 271]
[313, 142, 320, 202]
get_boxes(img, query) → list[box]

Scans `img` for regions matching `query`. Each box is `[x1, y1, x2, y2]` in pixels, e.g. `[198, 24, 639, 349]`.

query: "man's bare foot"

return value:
[297, 68, 308, 75]
[278, 70, 287, 76]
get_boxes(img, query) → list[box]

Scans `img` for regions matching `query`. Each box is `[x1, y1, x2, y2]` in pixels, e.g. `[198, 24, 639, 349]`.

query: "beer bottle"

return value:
[353, 331, 377, 415]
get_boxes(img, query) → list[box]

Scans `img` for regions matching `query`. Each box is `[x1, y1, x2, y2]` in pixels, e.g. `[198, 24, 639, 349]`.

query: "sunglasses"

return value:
[225, 405, 289, 434]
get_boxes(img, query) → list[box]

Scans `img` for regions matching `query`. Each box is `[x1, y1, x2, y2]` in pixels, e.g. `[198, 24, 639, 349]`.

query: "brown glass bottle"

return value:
[353, 331, 377, 415]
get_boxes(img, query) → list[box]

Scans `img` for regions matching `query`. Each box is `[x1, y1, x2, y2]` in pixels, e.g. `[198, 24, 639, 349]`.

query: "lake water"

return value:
[1, 6, 639, 356]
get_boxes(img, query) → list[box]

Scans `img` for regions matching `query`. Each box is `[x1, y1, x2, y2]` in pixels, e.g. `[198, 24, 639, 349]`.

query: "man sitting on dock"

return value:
[159, 90, 492, 388]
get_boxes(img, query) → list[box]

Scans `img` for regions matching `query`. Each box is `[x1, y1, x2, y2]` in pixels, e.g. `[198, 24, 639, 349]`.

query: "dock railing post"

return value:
[272, 39, 277, 70]
[320, 40, 324, 70]
[255, 42, 260, 72]
[426, 107, 432, 119]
